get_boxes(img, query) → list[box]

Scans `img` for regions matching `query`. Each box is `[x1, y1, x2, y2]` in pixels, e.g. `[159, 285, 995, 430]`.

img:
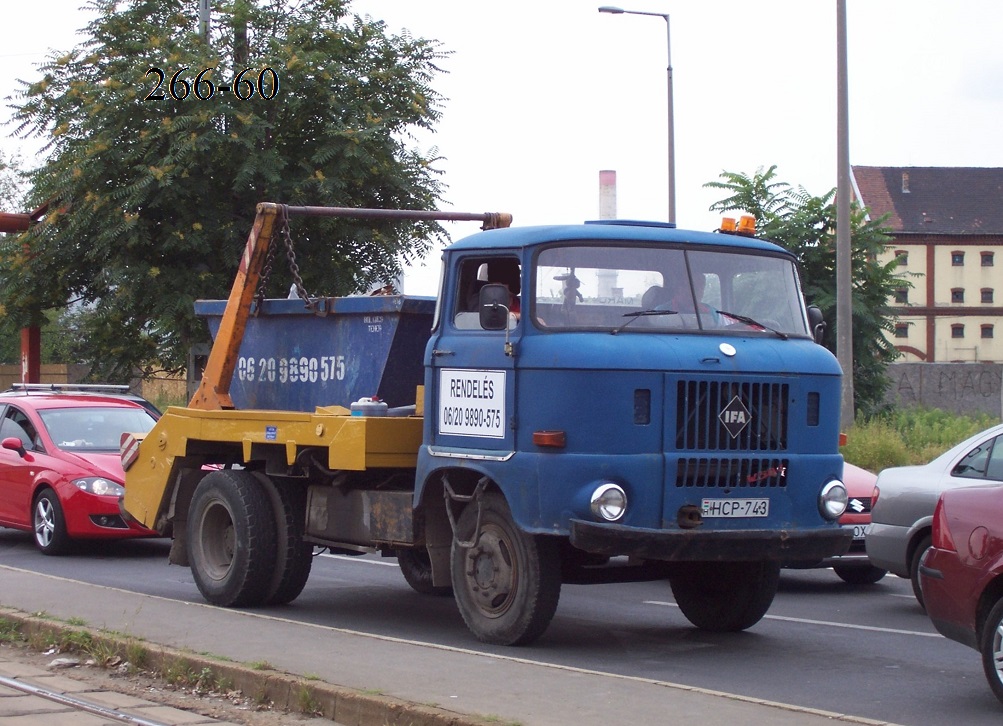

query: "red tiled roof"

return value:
[852, 166, 1003, 235]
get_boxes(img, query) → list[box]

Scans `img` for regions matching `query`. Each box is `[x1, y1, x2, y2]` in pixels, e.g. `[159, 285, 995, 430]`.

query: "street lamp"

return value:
[598, 5, 675, 224]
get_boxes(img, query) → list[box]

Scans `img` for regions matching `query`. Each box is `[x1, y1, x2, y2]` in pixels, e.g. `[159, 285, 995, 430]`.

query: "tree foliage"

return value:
[3, 0, 448, 380]
[706, 166, 908, 418]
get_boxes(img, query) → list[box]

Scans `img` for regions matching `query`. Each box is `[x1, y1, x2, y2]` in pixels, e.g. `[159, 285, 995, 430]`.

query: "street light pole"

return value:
[836, 0, 854, 429]
[599, 6, 675, 224]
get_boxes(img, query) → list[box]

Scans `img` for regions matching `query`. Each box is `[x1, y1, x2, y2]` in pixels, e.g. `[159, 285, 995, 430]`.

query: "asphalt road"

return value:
[0, 528, 999, 726]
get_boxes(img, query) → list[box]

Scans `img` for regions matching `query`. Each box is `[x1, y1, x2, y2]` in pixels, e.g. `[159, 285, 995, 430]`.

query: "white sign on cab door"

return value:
[438, 369, 506, 438]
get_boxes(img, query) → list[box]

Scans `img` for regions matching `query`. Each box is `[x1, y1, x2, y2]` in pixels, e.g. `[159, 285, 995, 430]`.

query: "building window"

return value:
[894, 323, 909, 339]
[982, 325, 994, 340]
[983, 288, 994, 304]
[894, 288, 909, 304]
[951, 288, 965, 304]
[952, 251, 965, 266]
[952, 324, 965, 339]
[895, 250, 908, 267]
[982, 252, 995, 267]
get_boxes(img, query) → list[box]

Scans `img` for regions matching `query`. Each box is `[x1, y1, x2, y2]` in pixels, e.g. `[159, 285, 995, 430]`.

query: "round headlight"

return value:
[590, 483, 627, 522]
[819, 480, 848, 520]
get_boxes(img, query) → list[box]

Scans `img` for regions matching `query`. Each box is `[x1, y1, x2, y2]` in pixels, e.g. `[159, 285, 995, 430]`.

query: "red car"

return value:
[0, 387, 160, 554]
[787, 462, 886, 584]
[921, 484, 1003, 705]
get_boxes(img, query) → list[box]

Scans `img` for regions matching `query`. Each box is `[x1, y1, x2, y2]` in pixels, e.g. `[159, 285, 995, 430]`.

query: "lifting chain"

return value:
[254, 205, 320, 315]
[442, 475, 488, 549]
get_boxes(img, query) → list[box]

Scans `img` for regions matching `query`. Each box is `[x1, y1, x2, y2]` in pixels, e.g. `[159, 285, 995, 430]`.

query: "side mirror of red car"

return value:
[1, 437, 26, 457]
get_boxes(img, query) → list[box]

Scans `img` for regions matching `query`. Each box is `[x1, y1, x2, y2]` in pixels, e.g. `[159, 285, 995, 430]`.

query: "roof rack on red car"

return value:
[9, 383, 131, 394]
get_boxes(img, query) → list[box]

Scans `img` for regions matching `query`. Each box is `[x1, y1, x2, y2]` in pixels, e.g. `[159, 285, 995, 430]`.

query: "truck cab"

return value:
[416, 219, 850, 641]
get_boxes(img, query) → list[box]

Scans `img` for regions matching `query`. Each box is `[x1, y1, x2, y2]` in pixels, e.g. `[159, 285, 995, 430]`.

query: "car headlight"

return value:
[590, 482, 627, 522]
[72, 477, 124, 496]
[819, 480, 848, 520]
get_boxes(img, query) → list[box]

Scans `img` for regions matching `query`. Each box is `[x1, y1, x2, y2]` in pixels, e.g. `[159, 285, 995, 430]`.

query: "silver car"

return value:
[866, 422, 1003, 609]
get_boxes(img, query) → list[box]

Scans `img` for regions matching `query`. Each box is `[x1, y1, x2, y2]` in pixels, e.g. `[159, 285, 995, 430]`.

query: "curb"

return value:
[0, 608, 494, 726]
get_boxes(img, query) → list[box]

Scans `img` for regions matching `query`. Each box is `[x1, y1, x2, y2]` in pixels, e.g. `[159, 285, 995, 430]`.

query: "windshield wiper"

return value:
[612, 309, 678, 335]
[717, 310, 789, 340]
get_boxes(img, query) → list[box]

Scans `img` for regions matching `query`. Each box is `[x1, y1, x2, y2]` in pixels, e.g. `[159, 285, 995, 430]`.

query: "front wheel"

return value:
[981, 597, 1003, 705]
[188, 470, 277, 607]
[670, 560, 780, 632]
[451, 492, 561, 645]
[33, 489, 70, 555]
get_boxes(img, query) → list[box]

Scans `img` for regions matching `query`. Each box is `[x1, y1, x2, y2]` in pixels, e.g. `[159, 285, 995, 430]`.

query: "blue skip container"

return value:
[194, 295, 435, 412]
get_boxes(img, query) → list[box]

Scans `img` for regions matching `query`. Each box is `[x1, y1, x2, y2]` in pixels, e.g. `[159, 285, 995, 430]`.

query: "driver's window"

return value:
[453, 257, 521, 330]
[1, 407, 41, 452]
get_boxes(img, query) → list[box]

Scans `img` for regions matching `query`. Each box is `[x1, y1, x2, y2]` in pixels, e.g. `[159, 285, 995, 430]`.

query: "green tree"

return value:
[3, 0, 447, 381]
[706, 166, 907, 418]
[0, 151, 26, 211]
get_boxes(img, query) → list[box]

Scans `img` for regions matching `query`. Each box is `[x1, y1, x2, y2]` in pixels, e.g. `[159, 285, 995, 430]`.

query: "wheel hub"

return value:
[465, 525, 516, 616]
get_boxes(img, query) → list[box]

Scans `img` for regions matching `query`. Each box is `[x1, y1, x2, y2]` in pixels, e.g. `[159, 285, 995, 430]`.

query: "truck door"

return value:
[427, 255, 521, 455]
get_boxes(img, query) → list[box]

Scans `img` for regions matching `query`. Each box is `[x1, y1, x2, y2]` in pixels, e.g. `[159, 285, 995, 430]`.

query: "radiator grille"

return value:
[675, 380, 789, 452]
[676, 457, 789, 488]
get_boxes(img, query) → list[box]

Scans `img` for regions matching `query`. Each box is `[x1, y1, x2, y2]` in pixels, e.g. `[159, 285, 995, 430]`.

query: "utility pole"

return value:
[836, 0, 855, 429]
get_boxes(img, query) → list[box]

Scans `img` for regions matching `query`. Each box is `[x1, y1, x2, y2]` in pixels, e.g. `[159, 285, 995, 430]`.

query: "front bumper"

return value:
[570, 519, 852, 563]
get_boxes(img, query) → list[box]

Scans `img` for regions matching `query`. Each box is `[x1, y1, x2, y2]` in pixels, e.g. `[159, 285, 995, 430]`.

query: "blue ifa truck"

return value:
[122, 203, 851, 646]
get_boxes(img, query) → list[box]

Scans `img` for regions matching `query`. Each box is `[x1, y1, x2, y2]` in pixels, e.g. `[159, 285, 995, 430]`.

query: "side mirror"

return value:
[479, 283, 511, 331]
[807, 306, 827, 345]
[1, 437, 26, 457]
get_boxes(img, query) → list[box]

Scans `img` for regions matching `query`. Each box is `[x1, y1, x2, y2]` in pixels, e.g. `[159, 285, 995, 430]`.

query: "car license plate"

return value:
[701, 498, 769, 518]
[845, 524, 867, 541]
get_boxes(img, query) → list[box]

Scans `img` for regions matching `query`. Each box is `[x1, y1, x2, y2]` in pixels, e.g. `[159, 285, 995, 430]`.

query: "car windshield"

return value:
[39, 406, 158, 452]
[533, 243, 809, 336]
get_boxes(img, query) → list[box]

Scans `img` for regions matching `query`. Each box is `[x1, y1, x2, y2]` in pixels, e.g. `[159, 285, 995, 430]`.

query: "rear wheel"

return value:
[670, 560, 780, 631]
[398, 547, 453, 596]
[833, 563, 887, 585]
[188, 470, 277, 607]
[256, 474, 313, 606]
[33, 489, 70, 556]
[910, 534, 932, 610]
[451, 492, 561, 645]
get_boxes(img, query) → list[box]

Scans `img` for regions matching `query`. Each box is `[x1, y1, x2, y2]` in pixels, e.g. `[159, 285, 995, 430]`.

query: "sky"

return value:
[3, 1, 1003, 295]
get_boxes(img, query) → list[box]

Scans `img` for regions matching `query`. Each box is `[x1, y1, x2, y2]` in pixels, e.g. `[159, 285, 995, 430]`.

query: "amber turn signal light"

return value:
[533, 430, 566, 448]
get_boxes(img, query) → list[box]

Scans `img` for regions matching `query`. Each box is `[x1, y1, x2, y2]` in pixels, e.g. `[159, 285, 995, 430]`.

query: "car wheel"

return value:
[980, 597, 1003, 705]
[33, 489, 70, 556]
[910, 534, 932, 610]
[833, 563, 887, 585]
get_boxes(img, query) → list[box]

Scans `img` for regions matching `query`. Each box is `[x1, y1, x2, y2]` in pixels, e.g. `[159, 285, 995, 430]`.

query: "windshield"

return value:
[533, 243, 809, 336]
[40, 406, 158, 452]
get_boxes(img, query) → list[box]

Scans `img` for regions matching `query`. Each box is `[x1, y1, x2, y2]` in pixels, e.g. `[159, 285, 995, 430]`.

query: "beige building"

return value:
[853, 166, 1003, 363]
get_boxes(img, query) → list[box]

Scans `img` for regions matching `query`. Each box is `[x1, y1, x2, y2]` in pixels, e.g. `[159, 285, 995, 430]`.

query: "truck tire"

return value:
[188, 470, 277, 607]
[833, 563, 887, 585]
[254, 473, 313, 606]
[397, 547, 453, 596]
[451, 492, 561, 645]
[669, 560, 780, 632]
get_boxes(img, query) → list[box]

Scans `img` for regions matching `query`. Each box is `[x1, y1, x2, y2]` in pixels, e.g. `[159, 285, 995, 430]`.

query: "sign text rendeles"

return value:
[438, 368, 506, 438]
